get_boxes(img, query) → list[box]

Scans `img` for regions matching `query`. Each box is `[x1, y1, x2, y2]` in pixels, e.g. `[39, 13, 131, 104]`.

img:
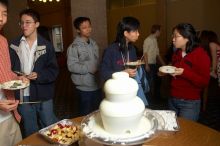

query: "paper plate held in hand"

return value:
[125, 61, 145, 69]
[159, 66, 176, 74]
[0, 80, 29, 90]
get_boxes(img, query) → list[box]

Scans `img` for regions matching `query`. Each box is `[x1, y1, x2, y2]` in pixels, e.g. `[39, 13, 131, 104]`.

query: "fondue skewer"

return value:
[140, 54, 144, 62]
[138, 54, 145, 65]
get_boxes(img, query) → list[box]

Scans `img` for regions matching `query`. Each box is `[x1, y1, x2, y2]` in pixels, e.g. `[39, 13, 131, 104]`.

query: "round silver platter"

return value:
[81, 109, 165, 146]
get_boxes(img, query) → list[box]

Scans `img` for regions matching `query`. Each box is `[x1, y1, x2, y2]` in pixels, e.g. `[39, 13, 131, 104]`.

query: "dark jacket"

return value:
[9, 34, 59, 101]
[100, 42, 137, 81]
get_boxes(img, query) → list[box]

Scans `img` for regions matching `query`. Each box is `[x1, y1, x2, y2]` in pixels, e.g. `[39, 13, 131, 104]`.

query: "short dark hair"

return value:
[151, 24, 161, 34]
[73, 17, 91, 30]
[0, 0, 8, 9]
[19, 8, 40, 22]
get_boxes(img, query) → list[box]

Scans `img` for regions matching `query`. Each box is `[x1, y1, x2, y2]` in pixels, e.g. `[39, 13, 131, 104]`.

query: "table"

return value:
[16, 117, 220, 146]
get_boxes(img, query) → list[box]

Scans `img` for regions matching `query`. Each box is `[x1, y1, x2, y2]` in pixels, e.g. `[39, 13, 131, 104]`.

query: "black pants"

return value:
[146, 64, 161, 100]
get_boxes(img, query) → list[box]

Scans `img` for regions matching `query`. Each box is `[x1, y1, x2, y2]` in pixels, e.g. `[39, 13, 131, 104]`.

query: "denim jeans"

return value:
[168, 97, 201, 121]
[76, 89, 102, 116]
[18, 97, 58, 138]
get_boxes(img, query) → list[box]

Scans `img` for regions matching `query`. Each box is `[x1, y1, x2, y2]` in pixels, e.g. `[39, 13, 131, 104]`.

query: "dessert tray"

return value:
[0, 80, 29, 90]
[159, 65, 176, 74]
[39, 119, 80, 145]
[81, 110, 165, 146]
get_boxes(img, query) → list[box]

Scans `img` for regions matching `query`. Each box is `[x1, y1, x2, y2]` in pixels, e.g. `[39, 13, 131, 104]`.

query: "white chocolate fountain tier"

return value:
[100, 72, 145, 135]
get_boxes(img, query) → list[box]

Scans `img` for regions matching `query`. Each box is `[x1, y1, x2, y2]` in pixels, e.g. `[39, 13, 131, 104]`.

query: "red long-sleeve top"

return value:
[171, 47, 210, 100]
[0, 34, 20, 122]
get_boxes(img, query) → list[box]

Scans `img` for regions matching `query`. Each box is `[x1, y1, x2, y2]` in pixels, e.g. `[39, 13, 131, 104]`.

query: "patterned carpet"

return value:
[53, 66, 220, 132]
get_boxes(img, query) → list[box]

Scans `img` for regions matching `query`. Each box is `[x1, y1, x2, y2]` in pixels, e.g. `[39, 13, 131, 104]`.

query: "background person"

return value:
[143, 24, 165, 102]
[100, 16, 148, 106]
[199, 30, 220, 111]
[207, 31, 220, 87]
[67, 17, 102, 116]
[9, 8, 59, 137]
[165, 23, 210, 121]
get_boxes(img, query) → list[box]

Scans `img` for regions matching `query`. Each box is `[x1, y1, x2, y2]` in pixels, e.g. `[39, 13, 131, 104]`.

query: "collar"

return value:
[20, 36, 37, 43]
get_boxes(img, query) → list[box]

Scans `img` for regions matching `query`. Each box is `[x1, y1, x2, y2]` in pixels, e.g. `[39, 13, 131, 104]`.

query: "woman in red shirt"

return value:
[168, 23, 210, 121]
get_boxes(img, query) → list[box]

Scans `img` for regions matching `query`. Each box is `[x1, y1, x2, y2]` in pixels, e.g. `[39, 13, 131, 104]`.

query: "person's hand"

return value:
[18, 75, 29, 84]
[0, 100, 19, 112]
[171, 68, 184, 77]
[210, 71, 217, 78]
[26, 72, 37, 80]
[124, 68, 137, 77]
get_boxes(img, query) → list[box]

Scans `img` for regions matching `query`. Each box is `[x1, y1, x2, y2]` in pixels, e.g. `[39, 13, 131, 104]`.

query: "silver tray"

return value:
[39, 119, 80, 146]
[81, 110, 164, 146]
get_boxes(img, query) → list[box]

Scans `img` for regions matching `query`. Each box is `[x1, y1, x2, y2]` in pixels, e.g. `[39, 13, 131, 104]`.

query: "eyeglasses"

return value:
[19, 21, 35, 26]
[172, 34, 183, 39]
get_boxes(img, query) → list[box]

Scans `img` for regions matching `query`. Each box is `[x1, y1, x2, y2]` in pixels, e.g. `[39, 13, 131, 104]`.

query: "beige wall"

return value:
[4, 0, 27, 41]
[203, 0, 220, 35]
[70, 0, 108, 54]
[167, 0, 204, 44]
[167, 0, 220, 45]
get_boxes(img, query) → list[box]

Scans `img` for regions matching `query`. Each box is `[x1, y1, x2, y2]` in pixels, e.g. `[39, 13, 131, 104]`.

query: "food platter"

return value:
[81, 110, 164, 146]
[159, 66, 176, 74]
[0, 80, 29, 90]
[39, 119, 80, 145]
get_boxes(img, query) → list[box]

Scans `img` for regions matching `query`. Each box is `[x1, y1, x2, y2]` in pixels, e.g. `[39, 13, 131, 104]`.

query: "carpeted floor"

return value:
[53, 66, 220, 132]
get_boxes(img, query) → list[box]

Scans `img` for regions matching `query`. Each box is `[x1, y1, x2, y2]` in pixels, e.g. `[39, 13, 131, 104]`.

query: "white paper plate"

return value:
[0, 80, 29, 90]
[159, 66, 176, 74]
[126, 61, 145, 66]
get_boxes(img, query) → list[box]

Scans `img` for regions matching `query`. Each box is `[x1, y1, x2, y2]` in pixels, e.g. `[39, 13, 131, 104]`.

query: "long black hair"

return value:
[115, 16, 140, 52]
[173, 23, 199, 54]
[208, 31, 220, 46]
[199, 30, 210, 54]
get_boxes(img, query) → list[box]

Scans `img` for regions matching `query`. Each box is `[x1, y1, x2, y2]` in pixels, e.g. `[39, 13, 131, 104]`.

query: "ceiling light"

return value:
[32, 0, 60, 2]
